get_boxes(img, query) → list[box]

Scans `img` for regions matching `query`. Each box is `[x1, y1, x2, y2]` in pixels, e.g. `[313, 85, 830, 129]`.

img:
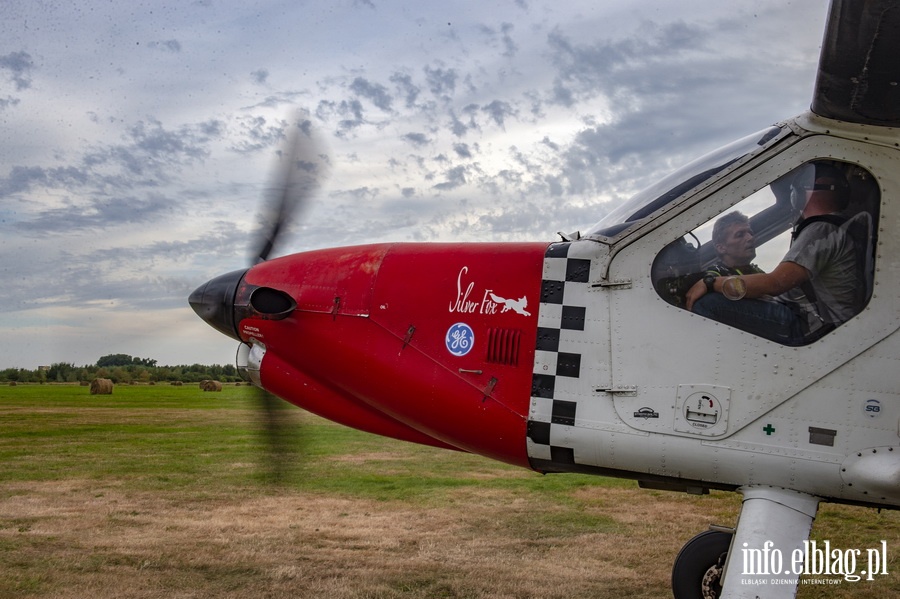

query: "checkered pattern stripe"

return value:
[527, 242, 591, 467]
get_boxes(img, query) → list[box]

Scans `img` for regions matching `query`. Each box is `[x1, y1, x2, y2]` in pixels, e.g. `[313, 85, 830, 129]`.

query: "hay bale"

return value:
[200, 380, 223, 392]
[8, 381, 17, 386]
[90, 378, 114, 395]
[171, 381, 183, 386]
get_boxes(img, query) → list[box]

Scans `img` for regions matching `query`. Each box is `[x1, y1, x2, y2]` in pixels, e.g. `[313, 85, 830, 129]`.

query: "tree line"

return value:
[1, 354, 241, 384]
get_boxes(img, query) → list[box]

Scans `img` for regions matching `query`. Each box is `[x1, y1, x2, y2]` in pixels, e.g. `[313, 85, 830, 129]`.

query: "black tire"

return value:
[671, 529, 732, 599]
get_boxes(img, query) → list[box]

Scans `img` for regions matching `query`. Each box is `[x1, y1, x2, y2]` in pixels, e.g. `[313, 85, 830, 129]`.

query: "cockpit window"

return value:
[652, 159, 879, 346]
[586, 126, 785, 240]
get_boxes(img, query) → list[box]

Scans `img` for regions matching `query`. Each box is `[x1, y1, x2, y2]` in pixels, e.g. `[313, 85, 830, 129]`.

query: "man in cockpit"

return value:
[659, 211, 763, 308]
[686, 162, 863, 346]
[704, 211, 764, 278]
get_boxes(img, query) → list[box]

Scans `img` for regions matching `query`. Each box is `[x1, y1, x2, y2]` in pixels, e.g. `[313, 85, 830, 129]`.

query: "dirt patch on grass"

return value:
[2, 480, 898, 598]
[0, 480, 697, 598]
[1, 406, 256, 424]
[325, 451, 413, 464]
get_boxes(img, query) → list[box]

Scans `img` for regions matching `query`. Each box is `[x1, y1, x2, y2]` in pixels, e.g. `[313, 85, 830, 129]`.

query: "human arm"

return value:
[685, 261, 809, 311]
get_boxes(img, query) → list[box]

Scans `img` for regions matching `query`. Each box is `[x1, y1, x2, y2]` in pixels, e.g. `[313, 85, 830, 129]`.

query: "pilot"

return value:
[686, 162, 862, 345]
[704, 211, 764, 278]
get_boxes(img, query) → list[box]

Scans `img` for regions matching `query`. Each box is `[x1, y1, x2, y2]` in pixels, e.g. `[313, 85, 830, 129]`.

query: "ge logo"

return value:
[445, 323, 474, 357]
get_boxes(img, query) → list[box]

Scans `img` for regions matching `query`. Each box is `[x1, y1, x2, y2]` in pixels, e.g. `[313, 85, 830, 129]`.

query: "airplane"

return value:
[189, 1, 900, 597]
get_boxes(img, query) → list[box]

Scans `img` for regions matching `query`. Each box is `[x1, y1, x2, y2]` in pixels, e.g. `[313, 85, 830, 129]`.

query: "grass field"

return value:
[1, 383, 898, 598]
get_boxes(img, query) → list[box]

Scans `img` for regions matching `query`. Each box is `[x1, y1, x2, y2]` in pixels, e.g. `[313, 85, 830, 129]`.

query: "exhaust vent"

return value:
[486, 328, 521, 366]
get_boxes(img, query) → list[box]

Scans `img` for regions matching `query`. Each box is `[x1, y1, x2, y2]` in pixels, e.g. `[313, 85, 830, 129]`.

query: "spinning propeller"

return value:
[189, 113, 328, 481]
[251, 117, 328, 264]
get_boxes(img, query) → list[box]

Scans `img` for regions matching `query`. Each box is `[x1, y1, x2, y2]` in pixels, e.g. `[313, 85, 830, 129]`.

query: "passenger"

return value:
[657, 211, 762, 308]
[703, 211, 764, 278]
[686, 162, 862, 345]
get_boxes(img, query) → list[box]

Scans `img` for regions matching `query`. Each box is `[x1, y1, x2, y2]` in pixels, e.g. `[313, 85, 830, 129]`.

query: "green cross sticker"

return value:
[763, 424, 775, 436]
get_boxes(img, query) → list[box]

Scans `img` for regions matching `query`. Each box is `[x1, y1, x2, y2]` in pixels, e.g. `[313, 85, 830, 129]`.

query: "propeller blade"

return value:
[239, 340, 301, 483]
[255, 386, 300, 484]
[251, 114, 329, 264]
[244, 114, 327, 481]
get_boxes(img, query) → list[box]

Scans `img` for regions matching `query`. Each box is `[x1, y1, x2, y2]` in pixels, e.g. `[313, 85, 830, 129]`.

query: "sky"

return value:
[0, 0, 828, 369]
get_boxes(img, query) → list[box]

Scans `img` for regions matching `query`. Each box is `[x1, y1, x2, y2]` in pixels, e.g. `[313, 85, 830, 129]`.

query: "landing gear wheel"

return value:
[671, 529, 732, 599]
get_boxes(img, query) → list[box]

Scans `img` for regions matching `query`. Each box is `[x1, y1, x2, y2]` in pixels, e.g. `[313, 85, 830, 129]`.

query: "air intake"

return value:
[486, 328, 521, 366]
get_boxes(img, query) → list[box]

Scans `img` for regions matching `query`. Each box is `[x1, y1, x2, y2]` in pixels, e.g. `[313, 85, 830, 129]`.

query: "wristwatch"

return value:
[703, 274, 717, 293]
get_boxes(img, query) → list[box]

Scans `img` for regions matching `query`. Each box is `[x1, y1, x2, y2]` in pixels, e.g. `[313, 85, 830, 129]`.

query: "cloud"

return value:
[448, 111, 470, 137]
[230, 115, 285, 153]
[424, 65, 458, 98]
[350, 77, 394, 112]
[433, 165, 469, 190]
[390, 72, 421, 108]
[333, 186, 380, 202]
[251, 68, 269, 84]
[17, 193, 178, 234]
[41, 117, 224, 197]
[453, 143, 473, 159]
[1, 116, 231, 250]
[0, 96, 20, 110]
[500, 23, 518, 58]
[545, 20, 706, 108]
[315, 97, 371, 137]
[482, 100, 517, 128]
[126, 118, 217, 163]
[401, 132, 430, 147]
[148, 39, 182, 53]
[0, 51, 35, 91]
[0, 165, 89, 198]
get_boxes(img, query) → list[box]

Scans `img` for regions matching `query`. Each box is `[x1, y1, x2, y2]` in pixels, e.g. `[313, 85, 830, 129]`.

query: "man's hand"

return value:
[686, 278, 708, 311]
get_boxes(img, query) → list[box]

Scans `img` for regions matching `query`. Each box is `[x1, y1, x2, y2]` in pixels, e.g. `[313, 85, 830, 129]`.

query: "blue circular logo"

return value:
[445, 323, 474, 357]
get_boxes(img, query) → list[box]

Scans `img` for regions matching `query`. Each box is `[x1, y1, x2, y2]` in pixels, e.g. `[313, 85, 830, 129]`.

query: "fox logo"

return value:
[489, 293, 531, 317]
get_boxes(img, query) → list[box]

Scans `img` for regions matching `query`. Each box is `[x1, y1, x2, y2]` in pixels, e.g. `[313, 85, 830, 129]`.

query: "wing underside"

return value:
[812, 0, 900, 127]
